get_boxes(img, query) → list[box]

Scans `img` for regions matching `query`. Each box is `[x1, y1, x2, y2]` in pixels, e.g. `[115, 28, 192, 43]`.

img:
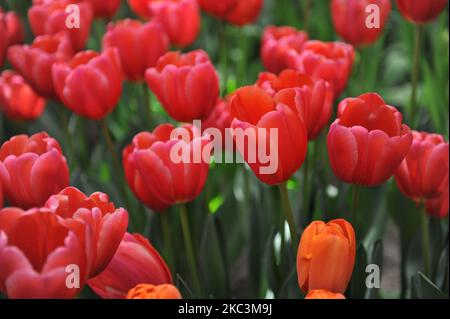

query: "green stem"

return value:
[410, 24, 423, 126]
[55, 104, 76, 167]
[351, 184, 361, 227]
[420, 205, 431, 277]
[179, 203, 202, 298]
[301, 147, 310, 222]
[160, 212, 175, 271]
[219, 21, 228, 94]
[278, 182, 298, 254]
[142, 83, 153, 127]
[303, 0, 312, 32]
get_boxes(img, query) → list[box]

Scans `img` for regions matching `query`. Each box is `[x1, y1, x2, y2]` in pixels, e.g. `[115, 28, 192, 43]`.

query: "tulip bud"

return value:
[397, 0, 448, 24]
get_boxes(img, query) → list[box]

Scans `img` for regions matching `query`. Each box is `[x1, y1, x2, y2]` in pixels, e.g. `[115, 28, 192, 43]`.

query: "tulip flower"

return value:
[394, 132, 449, 203]
[0, 208, 88, 298]
[230, 85, 308, 185]
[0, 180, 3, 208]
[28, 0, 94, 51]
[82, 0, 121, 18]
[260, 25, 309, 74]
[256, 69, 334, 140]
[305, 289, 346, 299]
[45, 187, 129, 277]
[331, 0, 391, 47]
[123, 123, 210, 211]
[294, 40, 355, 97]
[425, 182, 449, 219]
[327, 93, 412, 186]
[52, 48, 123, 120]
[397, 0, 448, 24]
[145, 50, 219, 122]
[0, 70, 46, 121]
[102, 19, 169, 82]
[0, 9, 25, 46]
[88, 232, 172, 299]
[0, 132, 70, 209]
[8, 33, 74, 99]
[126, 284, 182, 299]
[198, 0, 264, 26]
[297, 219, 356, 294]
[0, 16, 6, 66]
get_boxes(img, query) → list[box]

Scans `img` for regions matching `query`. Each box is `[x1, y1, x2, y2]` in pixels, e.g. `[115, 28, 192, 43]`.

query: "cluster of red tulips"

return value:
[0, 0, 448, 300]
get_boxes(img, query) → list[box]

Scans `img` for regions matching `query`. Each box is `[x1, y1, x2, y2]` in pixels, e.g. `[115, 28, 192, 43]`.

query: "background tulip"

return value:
[425, 183, 449, 219]
[123, 123, 210, 211]
[0, 70, 46, 121]
[45, 187, 129, 277]
[397, 0, 448, 24]
[0, 8, 25, 46]
[230, 85, 308, 185]
[305, 289, 346, 299]
[199, 0, 264, 26]
[145, 50, 219, 122]
[202, 98, 234, 150]
[257, 69, 334, 140]
[297, 219, 356, 294]
[28, 0, 94, 51]
[0, 16, 6, 66]
[52, 48, 122, 120]
[82, 0, 121, 18]
[0, 208, 88, 298]
[327, 93, 412, 186]
[260, 25, 309, 74]
[126, 284, 182, 299]
[395, 132, 449, 203]
[102, 19, 169, 82]
[0, 132, 69, 209]
[331, 0, 391, 47]
[8, 33, 74, 99]
[88, 232, 172, 299]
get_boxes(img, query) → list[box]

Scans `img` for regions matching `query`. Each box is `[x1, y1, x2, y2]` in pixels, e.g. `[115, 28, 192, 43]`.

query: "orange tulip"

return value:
[126, 284, 182, 299]
[305, 289, 346, 299]
[297, 219, 356, 294]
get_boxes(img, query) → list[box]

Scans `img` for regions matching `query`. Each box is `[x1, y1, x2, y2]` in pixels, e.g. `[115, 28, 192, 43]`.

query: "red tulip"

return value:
[123, 123, 210, 211]
[202, 98, 234, 150]
[199, 0, 264, 26]
[0, 16, 6, 66]
[88, 232, 172, 299]
[0, 70, 46, 121]
[45, 187, 129, 277]
[8, 32, 74, 99]
[0, 132, 70, 209]
[102, 19, 169, 82]
[127, 0, 152, 17]
[256, 69, 334, 140]
[327, 93, 412, 186]
[294, 40, 355, 97]
[28, 0, 94, 51]
[425, 182, 449, 219]
[397, 0, 448, 24]
[0, 179, 3, 208]
[394, 132, 449, 203]
[82, 0, 121, 18]
[145, 50, 219, 122]
[0, 208, 88, 298]
[52, 48, 123, 120]
[230, 85, 308, 185]
[148, 0, 201, 48]
[331, 0, 391, 47]
[0, 9, 25, 46]
[261, 25, 309, 74]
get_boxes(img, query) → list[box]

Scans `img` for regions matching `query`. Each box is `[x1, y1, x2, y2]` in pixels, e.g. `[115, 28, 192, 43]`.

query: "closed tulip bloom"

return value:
[88, 232, 172, 299]
[425, 182, 449, 219]
[52, 48, 123, 120]
[8, 33, 74, 99]
[28, 0, 93, 51]
[397, 0, 448, 24]
[230, 85, 308, 185]
[0, 132, 69, 209]
[128, 0, 152, 17]
[294, 40, 355, 97]
[83, 0, 121, 18]
[305, 289, 346, 299]
[395, 132, 449, 203]
[45, 187, 129, 277]
[260, 25, 309, 74]
[331, 0, 391, 47]
[145, 50, 219, 122]
[103, 19, 169, 82]
[297, 219, 356, 294]
[0, 208, 88, 298]
[127, 284, 182, 299]
[123, 124, 210, 211]
[199, 0, 264, 26]
[0, 16, 6, 66]
[256, 69, 334, 140]
[327, 93, 412, 186]
[0, 9, 25, 46]
[0, 70, 46, 121]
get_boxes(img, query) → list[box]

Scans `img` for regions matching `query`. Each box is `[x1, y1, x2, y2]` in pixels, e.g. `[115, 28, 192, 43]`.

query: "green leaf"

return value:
[411, 272, 448, 299]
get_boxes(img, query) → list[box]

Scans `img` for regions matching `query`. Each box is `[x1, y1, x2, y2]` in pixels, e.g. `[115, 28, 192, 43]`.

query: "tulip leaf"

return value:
[411, 272, 448, 299]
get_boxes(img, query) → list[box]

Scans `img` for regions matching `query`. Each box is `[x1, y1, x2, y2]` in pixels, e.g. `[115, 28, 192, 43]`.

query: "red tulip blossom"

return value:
[198, 0, 264, 26]
[397, 0, 448, 24]
[0, 132, 70, 209]
[425, 181, 449, 219]
[327, 93, 412, 186]
[0, 8, 25, 46]
[0, 70, 46, 121]
[52, 48, 123, 120]
[82, 0, 121, 18]
[202, 98, 234, 151]
[0, 16, 6, 66]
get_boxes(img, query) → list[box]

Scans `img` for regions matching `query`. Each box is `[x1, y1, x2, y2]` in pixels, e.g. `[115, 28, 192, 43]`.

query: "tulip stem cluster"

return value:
[278, 182, 298, 254]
